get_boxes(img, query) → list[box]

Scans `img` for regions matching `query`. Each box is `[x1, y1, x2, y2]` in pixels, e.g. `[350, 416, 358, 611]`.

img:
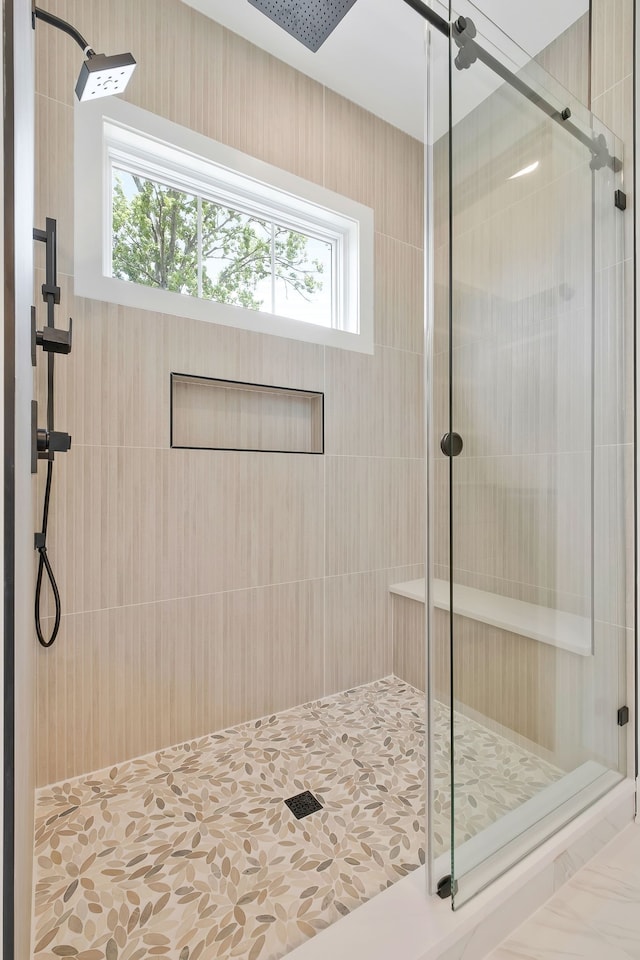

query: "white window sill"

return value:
[73, 272, 373, 353]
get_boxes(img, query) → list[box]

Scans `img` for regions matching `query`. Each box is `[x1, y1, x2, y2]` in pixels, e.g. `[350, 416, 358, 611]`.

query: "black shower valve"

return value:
[37, 427, 72, 457]
[34, 316, 73, 357]
[31, 402, 71, 472]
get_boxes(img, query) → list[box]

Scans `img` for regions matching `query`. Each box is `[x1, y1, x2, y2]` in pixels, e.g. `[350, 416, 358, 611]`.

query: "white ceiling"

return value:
[181, 0, 589, 140]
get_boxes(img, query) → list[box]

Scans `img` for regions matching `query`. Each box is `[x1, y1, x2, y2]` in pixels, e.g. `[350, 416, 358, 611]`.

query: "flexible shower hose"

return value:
[35, 460, 62, 647]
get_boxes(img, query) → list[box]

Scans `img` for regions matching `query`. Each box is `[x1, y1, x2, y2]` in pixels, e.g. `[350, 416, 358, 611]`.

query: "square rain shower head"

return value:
[247, 0, 359, 52]
[75, 52, 137, 101]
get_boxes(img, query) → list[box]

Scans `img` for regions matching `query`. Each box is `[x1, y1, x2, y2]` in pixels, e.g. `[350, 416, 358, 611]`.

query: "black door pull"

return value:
[440, 432, 463, 457]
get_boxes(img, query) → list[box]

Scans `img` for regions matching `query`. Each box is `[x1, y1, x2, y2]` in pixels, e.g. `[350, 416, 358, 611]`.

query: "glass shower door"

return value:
[445, 2, 628, 907]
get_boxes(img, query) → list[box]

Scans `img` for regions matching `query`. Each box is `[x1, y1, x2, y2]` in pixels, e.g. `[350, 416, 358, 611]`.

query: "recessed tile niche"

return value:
[171, 373, 324, 454]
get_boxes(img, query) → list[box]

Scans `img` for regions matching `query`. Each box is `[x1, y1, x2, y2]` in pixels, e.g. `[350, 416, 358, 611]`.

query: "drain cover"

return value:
[284, 791, 323, 820]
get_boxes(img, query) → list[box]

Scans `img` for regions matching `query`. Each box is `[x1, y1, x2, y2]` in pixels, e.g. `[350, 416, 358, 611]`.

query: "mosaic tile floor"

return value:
[33, 677, 561, 960]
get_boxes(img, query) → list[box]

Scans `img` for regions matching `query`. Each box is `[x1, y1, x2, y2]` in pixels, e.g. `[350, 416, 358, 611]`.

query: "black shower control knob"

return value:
[36, 319, 73, 355]
[36, 428, 72, 454]
[440, 432, 463, 457]
[36, 428, 49, 453]
[48, 430, 72, 453]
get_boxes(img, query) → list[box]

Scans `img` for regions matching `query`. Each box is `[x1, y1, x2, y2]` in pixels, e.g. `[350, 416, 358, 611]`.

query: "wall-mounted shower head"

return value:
[75, 52, 137, 101]
[33, 6, 137, 101]
[247, 0, 359, 53]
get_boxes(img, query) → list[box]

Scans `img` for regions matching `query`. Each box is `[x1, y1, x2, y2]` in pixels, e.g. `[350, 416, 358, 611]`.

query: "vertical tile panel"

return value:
[593, 443, 634, 628]
[591, 0, 634, 100]
[325, 456, 425, 577]
[533, 14, 590, 104]
[221, 29, 324, 183]
[324, 345, 423, 458]
[35, 95, 73, 276]
[323, 89, 376, 206]
[373, 115, 424, 248]
[392, 596, 426, 692]
[35, 596, 226, 786]
[221, 580, 324, 727]
[375, 234, 424, 353]
[325, 564, 424, 694]
[450, 619, 556, 753]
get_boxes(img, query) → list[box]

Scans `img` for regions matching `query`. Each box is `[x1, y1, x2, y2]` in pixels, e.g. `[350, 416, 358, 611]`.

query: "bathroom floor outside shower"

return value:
[32, 677, 560, 960]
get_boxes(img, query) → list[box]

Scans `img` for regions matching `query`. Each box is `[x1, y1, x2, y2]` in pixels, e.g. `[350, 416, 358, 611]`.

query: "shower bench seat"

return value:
[389, 578, 591, 657]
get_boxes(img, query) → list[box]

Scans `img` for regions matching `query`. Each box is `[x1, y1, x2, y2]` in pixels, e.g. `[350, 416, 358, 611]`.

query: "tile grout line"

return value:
[38, 564, 426, 622]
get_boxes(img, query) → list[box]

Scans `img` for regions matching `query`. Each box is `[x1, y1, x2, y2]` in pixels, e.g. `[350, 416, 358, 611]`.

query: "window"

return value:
[75, 99, 374, 353]
[112, 170, 335, 326]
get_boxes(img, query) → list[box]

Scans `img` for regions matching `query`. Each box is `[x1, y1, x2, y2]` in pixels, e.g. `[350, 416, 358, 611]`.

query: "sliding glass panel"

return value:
[446, 1, 627, 908]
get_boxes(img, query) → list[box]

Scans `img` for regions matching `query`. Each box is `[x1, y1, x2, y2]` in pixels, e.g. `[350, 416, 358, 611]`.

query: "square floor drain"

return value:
[284, 791, 323, 820]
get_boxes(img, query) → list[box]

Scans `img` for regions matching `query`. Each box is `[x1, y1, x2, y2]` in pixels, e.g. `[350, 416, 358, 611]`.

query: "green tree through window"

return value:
[112, 172, 328, 315]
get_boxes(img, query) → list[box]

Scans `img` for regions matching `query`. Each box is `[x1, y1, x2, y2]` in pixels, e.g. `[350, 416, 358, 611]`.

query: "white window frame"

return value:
[75, 98, 374, 353]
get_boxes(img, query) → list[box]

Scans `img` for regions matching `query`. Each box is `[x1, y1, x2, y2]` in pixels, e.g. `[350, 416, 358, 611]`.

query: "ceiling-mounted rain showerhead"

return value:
[33, 6, 137, 101]
[247, 0, 359, 52]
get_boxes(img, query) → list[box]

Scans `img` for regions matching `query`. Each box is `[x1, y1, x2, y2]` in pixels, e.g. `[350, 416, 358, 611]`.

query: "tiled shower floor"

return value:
[33, 677, 560, 960]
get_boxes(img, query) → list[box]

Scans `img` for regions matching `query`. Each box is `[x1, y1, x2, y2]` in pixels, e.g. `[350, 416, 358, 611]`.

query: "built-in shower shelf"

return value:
[171, 373, 324, 454]
[389, 579, 591, 656]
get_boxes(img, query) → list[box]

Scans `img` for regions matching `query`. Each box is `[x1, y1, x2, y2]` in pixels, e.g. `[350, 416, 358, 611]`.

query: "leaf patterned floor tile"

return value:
[33, 677, 561, 960]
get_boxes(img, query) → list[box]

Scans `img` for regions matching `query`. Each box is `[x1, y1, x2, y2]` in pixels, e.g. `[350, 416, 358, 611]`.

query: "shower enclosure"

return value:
[23, 0, 635, 957]
[426, 0, 633, 910]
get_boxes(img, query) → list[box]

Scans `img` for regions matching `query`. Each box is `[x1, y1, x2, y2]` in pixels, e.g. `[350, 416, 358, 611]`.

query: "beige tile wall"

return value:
[34, 0, 425, 785]
[33, 0, 635, 787]
[534, 13, 590, 103]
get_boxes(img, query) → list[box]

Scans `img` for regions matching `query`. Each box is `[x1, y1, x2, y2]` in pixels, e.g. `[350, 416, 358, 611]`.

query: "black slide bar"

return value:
[400, 0, 620, 171]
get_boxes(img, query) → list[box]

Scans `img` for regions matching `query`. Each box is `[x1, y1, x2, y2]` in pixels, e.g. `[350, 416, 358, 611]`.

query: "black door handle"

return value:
[440, 432, 463, 457]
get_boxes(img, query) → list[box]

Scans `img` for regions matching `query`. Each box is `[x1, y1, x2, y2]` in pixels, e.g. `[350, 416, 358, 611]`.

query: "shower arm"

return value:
[32, 5, 96, 58]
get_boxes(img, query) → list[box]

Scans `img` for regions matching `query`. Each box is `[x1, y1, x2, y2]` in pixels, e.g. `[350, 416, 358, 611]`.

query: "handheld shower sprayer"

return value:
[30, 14, 137, 647]
[32, 218, 71, 648]
[33, 6, 137, 101]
